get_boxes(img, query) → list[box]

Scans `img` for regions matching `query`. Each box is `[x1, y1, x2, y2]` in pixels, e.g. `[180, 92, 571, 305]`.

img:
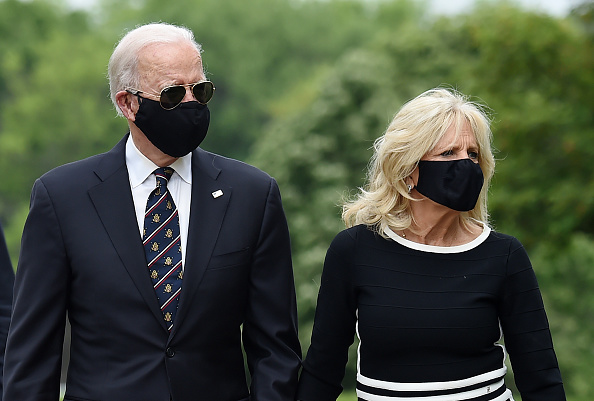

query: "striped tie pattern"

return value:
[143, 167, 183, 331]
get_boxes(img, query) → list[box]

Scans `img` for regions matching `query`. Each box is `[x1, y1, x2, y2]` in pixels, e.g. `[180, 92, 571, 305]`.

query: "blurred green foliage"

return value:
[0, 0, 593, 399]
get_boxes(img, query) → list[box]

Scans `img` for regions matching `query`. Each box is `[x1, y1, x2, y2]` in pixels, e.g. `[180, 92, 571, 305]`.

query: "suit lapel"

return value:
[172, 148, 231, 334]
[88, 135, 167, 331]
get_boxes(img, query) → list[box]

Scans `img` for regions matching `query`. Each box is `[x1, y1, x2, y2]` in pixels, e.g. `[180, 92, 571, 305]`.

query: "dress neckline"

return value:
[384, 223, 491, 254]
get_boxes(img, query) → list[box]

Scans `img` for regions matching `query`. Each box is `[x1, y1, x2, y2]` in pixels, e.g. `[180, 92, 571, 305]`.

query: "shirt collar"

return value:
[126, 135, 192, 188]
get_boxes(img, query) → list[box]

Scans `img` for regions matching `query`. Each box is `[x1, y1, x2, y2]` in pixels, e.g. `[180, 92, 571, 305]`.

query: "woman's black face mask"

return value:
[415, 159, 484, 212]
[133, 97, 210, 158]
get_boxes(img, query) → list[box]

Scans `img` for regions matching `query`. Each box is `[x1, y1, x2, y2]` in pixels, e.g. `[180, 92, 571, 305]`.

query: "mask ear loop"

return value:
[125, 90, 144, 106]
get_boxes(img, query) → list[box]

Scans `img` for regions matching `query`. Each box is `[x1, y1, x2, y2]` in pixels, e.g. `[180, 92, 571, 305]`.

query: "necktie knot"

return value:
[154, 167, 174, 189]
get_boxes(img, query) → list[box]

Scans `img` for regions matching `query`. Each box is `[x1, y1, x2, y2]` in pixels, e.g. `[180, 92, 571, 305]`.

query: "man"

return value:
[4, 23, 301, 401]
[0, 222, 14, 400]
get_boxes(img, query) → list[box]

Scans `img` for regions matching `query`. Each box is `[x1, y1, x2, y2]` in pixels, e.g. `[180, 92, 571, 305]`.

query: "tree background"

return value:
[0, 0, 592, 399]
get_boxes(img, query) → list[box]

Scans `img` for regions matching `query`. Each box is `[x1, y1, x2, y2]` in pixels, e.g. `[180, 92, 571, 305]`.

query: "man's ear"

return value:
[115, 91, 138, 121]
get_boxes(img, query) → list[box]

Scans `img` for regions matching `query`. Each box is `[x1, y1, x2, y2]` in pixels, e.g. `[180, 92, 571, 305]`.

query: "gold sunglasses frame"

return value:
[126, 81, 215, 110]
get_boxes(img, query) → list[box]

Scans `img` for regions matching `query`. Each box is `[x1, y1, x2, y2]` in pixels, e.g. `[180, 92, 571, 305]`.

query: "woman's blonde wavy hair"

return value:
[342, 87, 495, 237]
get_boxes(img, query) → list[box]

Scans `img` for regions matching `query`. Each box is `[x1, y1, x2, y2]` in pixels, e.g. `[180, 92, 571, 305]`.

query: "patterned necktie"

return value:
[143, 167, 183, 331]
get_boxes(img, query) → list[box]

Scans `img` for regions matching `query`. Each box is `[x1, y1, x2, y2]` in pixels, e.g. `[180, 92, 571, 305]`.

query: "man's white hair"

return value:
[108, 22, 203, 116]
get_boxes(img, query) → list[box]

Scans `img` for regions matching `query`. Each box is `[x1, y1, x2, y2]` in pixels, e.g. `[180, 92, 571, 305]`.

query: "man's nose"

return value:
[182, 85, 195, 103]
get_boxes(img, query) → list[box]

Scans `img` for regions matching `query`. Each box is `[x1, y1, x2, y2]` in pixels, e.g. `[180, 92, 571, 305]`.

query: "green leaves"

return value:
[0, 6, 123, 211]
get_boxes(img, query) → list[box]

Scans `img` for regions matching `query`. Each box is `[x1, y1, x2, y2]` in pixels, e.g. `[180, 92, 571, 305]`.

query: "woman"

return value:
[297, 88, 565, 401]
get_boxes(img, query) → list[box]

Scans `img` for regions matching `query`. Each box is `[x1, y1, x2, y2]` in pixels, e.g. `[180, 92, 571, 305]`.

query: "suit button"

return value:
[166, 347, 175, 358]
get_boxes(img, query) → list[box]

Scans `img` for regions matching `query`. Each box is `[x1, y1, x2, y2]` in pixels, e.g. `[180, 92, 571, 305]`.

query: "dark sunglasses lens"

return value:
[160, 86, 186, 109]
[192, 82, 214, 104]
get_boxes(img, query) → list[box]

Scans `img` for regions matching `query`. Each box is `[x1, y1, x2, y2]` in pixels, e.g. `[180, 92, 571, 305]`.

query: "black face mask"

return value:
[134, 97, 210, 157]
[415, 159, 484, 212]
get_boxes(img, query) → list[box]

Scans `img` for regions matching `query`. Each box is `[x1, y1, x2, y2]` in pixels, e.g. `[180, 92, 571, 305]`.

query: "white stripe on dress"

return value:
[357, 366, 507, 392]
[357, 385, 513, 401]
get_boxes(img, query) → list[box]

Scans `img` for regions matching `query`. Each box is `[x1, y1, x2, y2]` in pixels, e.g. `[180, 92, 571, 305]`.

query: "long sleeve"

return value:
[297, 230, 358, 401]
[498, 238, 566, 400]
[242, 178, 302, 400]
[3, 179, 69, 401]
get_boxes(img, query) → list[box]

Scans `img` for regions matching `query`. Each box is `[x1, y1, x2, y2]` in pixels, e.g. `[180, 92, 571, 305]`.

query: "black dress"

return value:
[297, 224, 565, 401]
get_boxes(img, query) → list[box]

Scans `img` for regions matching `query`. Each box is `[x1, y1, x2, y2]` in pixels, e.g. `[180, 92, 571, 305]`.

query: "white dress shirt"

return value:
[125, 136, 192, 267]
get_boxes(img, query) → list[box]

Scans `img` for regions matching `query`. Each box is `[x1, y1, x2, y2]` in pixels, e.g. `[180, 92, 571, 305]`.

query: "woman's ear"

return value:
[408, 165, 420, 189]
[402, 176, 413, 194]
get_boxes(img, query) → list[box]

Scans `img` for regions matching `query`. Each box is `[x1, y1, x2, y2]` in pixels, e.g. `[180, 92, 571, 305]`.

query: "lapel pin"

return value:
[212, 190, 224, 199]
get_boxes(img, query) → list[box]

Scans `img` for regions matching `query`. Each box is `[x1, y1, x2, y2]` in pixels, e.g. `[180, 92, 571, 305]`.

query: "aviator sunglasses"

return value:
[126, 81, 215, 110]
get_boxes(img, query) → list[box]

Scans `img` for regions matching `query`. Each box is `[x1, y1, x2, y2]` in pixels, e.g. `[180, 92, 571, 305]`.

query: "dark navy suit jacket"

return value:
[0, 222, 14, 401]
[4, 135, 301, 401]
